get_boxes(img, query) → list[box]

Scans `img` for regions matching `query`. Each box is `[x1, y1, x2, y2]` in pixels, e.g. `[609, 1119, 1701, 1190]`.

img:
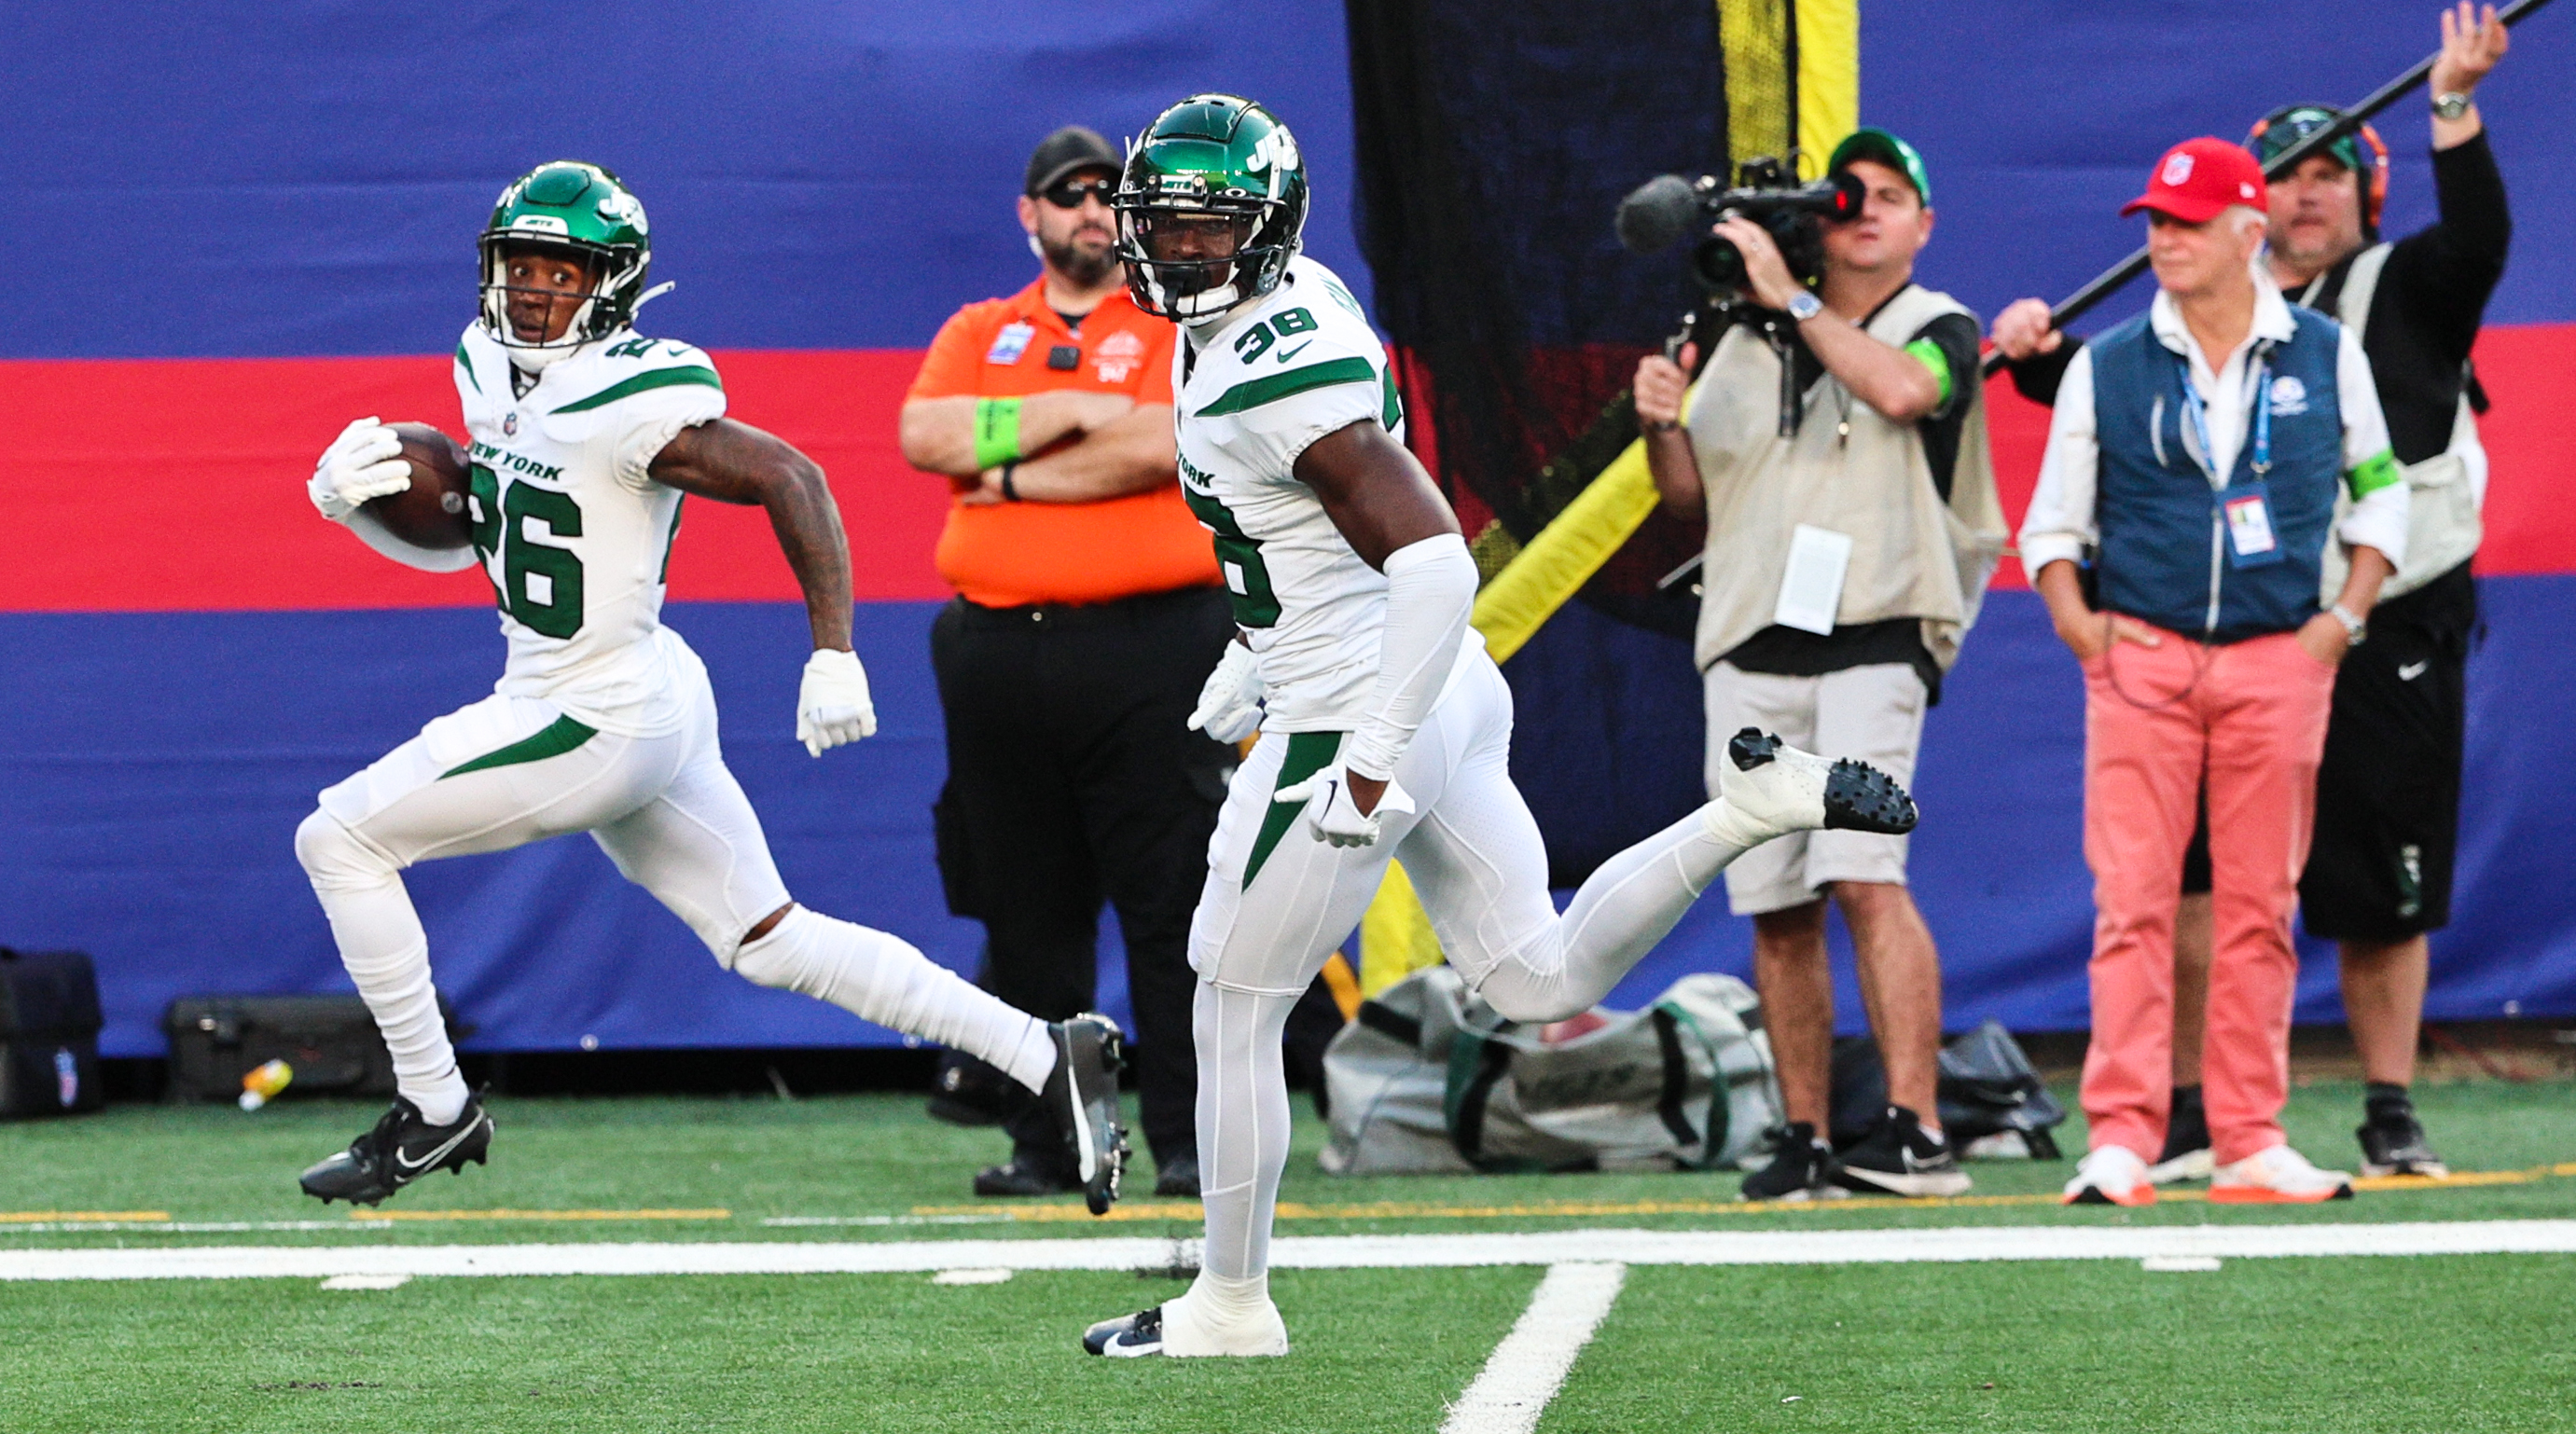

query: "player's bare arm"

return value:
[958, 403, 1176, 505]
[1293, 418, 1465, 814]
[898, 390, 1137, 480]
[649, 419, 855, 654]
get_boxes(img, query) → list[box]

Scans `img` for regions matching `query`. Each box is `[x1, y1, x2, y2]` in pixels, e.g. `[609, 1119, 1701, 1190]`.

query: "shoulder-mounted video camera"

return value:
[1614, 158, 1863, 295]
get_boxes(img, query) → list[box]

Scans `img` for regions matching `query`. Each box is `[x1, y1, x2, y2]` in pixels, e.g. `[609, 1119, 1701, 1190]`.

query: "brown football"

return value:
[365, 422, 474, 550]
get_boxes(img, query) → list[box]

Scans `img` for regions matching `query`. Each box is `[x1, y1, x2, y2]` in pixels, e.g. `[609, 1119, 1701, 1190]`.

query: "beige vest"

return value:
[1684, 284, 2007, 673]
[2312, 241, 2488, 604]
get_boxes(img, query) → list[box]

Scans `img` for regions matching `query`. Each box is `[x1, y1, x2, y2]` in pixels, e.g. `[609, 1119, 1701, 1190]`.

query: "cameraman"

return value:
[1635, 129, 2006, 1202]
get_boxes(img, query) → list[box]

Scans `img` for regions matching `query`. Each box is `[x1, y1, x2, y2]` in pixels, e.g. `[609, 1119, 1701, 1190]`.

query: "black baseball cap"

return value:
[1026, 127, 1120, 196]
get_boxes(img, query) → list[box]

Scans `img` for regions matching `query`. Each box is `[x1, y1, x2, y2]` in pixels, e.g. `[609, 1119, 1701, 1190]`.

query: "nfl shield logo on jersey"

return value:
[504, 411, 519, 435]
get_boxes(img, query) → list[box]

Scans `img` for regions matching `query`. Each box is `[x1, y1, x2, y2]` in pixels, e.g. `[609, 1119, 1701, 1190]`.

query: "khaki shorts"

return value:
[1704, 660, 1928, 916]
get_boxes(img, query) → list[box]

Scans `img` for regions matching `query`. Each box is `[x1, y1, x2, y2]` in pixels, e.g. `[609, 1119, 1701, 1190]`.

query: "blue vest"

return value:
[2090, 305, 2347, 641]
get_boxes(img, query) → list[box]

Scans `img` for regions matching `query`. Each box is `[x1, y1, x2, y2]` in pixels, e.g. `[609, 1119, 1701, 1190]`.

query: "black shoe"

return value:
[973, 1154, 1076, 1197]
[2147, 1085, 2213, 1184]
[1154, 1152, 1201, 1199]
[298, 1095, 492, 1206]
[1040, 1013, 1129, 1216]
[1830, 1105, 1972, 1197]
[1084, 1306, 1165, 1358]
[2358, 1111, 2449, 1179]
[1738, 1122, 1844, 1202]
[925, 1050, 1015, 1127]
[1724, 729, 1918, 836]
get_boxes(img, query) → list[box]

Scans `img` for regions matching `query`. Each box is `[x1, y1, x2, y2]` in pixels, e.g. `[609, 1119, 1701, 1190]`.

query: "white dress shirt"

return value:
[2018, 278, 2408, 579]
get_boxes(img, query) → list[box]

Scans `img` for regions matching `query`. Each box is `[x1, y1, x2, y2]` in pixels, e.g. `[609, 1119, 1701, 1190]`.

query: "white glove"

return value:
[1186, 641, 1266, 743]
[1274, 763, 1416, 848]
[308, 416, 412, 523]
[796, 648, 878, 755]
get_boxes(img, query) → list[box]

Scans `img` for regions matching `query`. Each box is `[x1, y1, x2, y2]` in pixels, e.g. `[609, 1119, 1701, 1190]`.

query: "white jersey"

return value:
[1175, 256, 1475, 730]
[454, 323, 728, 736]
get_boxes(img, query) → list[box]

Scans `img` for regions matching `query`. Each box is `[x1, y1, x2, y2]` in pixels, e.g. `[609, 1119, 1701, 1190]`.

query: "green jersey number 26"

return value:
[468, 465, 586, 640]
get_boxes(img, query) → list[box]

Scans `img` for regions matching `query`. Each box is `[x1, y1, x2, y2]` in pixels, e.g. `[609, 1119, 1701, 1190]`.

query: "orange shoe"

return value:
[2209, 1144, 2355, 1204]
[2062, 1146, 2157, 1206]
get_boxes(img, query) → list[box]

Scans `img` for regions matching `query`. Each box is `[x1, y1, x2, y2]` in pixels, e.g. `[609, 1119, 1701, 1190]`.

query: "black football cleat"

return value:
[298, 1094, 493, 1206]
[1721, 728, 1919, 838]
[1084, 1306, 1166, 1358]
[1043, 1014, 1130, 1216]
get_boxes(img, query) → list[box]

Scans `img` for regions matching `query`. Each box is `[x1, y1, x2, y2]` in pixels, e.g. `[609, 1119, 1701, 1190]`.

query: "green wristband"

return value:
[973, 397, 1023, 471]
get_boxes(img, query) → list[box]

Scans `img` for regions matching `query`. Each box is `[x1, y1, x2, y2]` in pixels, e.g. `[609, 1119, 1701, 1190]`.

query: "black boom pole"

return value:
[1979, 0, 2559, 377]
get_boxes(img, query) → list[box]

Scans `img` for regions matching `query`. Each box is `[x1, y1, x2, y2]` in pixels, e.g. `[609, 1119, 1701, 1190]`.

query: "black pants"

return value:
[930, 587, 1235, 1165]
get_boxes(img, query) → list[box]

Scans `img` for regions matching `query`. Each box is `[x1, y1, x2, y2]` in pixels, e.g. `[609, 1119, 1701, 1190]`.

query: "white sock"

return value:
[732, 907, 1057, 1092]
[1194, 981, 1297, 1286]
[296, 812, 470, 1126]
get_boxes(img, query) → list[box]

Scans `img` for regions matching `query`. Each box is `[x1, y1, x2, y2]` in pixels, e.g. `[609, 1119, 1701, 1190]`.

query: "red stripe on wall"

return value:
[1983, 321, 2576, 589]
[0, 350, 952, 613]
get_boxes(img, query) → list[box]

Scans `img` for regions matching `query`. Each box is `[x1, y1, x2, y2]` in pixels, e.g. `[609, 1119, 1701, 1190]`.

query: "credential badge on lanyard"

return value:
[2177, 349, 2283, 569]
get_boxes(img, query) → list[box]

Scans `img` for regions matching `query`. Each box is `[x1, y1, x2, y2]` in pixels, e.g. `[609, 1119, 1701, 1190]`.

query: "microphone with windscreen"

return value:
[1611, 159, 1864, 293]
[1614, 174, 1702, 255]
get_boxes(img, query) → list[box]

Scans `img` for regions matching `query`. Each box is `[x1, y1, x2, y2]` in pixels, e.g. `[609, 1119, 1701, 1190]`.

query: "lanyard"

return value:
[2173, 347, 2271, 484]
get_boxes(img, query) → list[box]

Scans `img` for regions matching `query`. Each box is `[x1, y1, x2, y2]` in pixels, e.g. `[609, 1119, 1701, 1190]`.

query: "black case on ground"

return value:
[161, 994, 466, 1105]
[0, 947, 107, 1119]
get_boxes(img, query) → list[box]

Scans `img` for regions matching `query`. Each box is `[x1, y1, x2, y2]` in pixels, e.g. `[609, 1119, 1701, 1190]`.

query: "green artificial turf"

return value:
[0, 1078, 2569, 1245]
[1, 1080, 2572, 1430]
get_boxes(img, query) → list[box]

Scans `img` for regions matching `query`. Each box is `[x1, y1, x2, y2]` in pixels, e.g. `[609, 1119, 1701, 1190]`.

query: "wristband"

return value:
[999, 462, 1020, 502]
[972, 397, 1023, 471]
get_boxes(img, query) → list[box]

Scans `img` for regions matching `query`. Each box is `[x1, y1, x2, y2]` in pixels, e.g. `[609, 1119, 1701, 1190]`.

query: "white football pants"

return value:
[294, 671, 1053, 1125]
[1184, 649, 1757, 1305]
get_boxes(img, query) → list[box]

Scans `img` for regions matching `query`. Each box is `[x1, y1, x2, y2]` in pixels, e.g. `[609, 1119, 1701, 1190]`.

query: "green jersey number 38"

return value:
[468, 465, 586, 640]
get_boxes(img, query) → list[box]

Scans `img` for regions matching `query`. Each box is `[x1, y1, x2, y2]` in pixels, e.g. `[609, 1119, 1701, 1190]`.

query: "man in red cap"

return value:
[2019, 138, 2408, 1206]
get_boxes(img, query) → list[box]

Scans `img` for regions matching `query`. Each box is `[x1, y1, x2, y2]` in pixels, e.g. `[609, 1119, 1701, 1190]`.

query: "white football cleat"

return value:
[2210, 1144, 2355, 1204]
[1084, 1288, 1289, 1358]
[1705, 727, 1918, 848]
[2062, 1144, 2157, 1206]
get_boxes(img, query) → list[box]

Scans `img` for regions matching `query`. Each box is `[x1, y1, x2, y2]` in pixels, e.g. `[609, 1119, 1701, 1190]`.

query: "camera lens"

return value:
[1691, 236, 1745, 293]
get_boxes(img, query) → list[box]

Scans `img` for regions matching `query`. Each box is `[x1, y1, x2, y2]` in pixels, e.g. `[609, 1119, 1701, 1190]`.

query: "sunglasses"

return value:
[1041, 176, 1117, 209]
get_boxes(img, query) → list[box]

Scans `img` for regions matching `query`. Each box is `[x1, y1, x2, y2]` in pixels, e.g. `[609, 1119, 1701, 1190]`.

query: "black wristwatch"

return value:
[999, 462, 1020, 502]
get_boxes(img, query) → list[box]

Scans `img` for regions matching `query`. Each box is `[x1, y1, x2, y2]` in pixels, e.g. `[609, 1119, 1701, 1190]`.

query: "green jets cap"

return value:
[1828, 127, 1931, 204]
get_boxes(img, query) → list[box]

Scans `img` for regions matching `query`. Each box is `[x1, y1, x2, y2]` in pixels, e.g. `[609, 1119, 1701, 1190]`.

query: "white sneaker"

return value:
[2062, 1144, 2157, 1206]
[1705, 728, 1918, 848]
[2210, 1144, 2355, 1204]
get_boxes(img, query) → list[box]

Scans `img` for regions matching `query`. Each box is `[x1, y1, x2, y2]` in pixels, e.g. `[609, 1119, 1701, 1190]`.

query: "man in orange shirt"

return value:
[900, 126, 1227, 1199]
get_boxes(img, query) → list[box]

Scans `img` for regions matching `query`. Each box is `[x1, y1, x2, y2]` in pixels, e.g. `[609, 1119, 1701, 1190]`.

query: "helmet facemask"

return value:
[1113, 95, 1309, 322]
[1117, 204, 1278, 321]
[478, 238, 630, 368]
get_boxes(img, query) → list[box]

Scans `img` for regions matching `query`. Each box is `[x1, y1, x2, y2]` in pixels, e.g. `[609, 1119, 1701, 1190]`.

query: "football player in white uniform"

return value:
[1081, 99, 1920, 1358]
[295, 161, 1127, 1211]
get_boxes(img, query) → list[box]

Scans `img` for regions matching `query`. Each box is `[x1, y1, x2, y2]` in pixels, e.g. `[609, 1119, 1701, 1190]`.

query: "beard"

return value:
[1043, 228, 1118, 289]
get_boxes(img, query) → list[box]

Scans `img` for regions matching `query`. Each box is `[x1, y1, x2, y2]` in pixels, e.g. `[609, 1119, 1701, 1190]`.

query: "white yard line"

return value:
[3, 1220, 2573, 1282]
[1439, 1262, 1625, 1434]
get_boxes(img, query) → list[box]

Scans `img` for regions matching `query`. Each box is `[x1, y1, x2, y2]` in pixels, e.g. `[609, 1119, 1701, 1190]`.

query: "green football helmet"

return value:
[478, 160, 655, 355]
[1114, 95, 1308, 321]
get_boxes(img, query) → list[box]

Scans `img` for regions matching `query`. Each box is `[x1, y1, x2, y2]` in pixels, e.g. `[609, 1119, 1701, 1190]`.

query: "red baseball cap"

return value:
[2122, 137, 2268, 223]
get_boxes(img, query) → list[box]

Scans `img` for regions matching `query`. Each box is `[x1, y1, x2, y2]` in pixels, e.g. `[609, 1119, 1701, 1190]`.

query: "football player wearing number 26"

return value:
[294, 161, 1128, 1214]
[1080, 97, 1922, 1358]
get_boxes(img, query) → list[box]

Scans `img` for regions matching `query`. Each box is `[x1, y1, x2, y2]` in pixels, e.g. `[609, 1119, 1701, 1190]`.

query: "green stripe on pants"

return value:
[1244, 731, 1344, 888]
[438, 714, 598, 779]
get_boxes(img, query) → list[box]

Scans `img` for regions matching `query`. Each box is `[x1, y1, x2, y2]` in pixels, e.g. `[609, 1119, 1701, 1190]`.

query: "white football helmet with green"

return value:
[478, 160, 662, 368]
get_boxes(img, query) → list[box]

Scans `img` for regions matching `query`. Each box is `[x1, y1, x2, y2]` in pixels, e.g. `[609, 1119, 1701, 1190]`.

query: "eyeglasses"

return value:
[1041, 176, 1117, 209]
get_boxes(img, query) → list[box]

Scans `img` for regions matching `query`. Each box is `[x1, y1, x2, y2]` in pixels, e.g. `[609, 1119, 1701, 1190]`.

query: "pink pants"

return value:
[2079, 627, 2336, 1165]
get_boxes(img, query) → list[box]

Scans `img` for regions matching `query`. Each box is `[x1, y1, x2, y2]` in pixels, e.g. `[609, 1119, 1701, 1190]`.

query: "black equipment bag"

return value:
[1829, 1019, 2068, 1159]
[0, 947, 107, 1118]
[162, 994, 465, 1105]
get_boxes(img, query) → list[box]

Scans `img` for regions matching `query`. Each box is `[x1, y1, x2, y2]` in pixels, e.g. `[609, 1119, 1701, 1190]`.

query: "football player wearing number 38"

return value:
[1079, 97, 1921, 1359]
[294, 160, 1129, 1214]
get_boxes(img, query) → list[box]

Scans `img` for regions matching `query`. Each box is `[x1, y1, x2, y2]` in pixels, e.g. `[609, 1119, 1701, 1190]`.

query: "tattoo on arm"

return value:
[649, 418, 853, 651]
[1291, 420, 1460, 571]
